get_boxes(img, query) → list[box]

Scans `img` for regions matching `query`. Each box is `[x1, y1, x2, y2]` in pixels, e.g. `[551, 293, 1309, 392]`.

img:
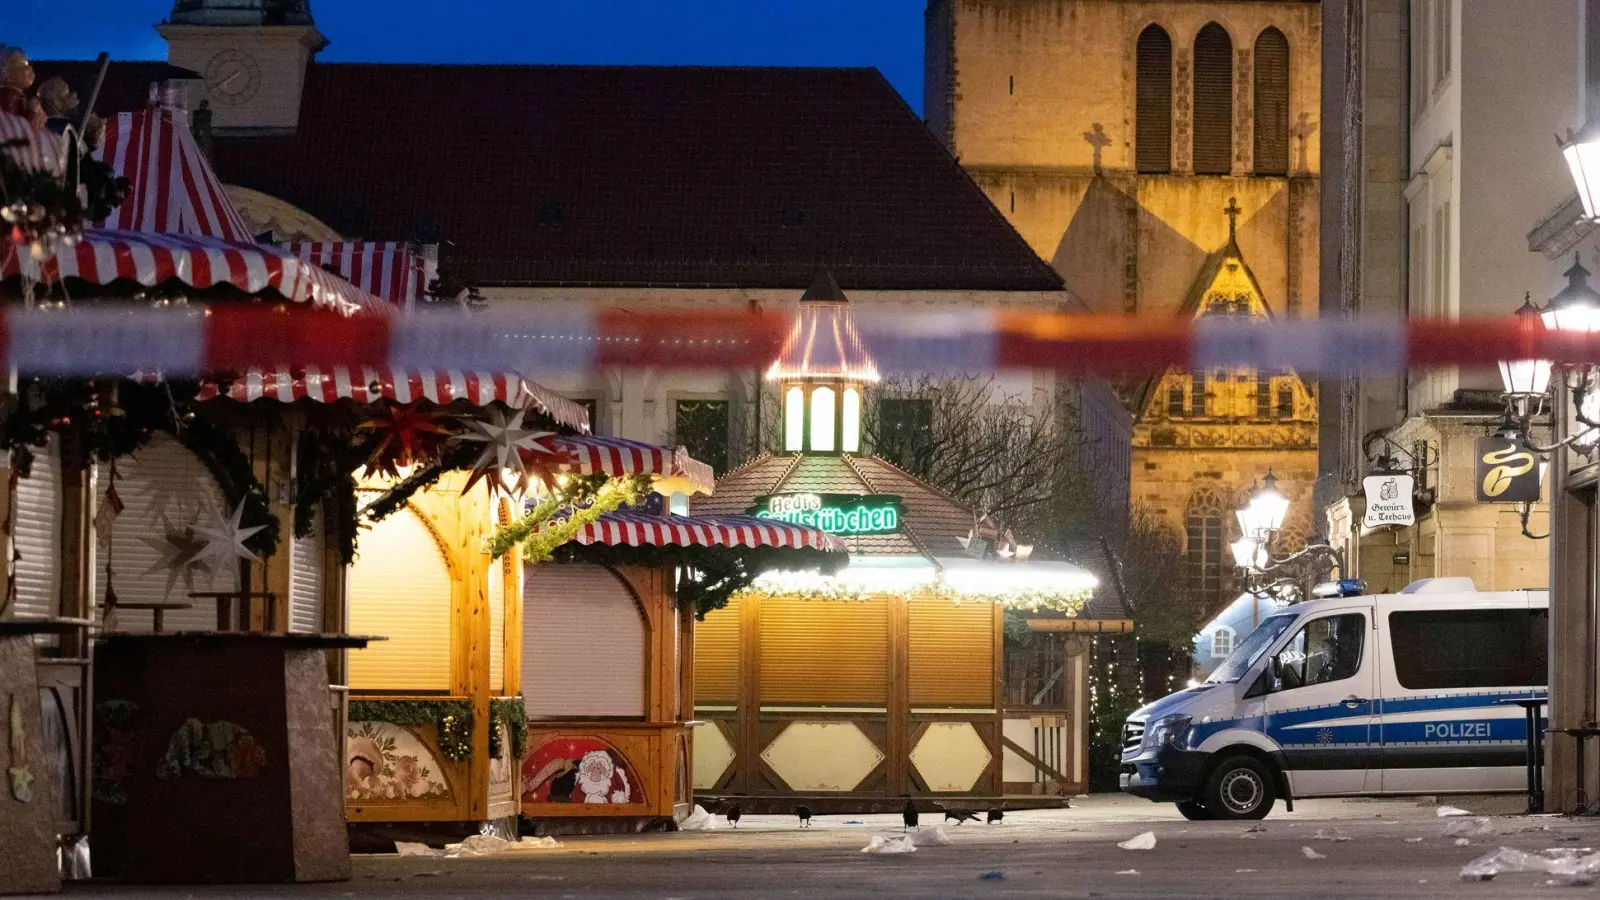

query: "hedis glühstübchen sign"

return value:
[1362, 473, 1415, 529]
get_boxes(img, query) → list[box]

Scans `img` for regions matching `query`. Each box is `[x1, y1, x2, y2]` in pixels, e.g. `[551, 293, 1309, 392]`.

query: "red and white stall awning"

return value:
[192, 365, 591, 432]
[0, 110, 64, 175]
[2, 229, 386, 314]
[280, 241, 435, 310]
[95, 104, 257, 243]
[570, 510, 847, 554]
[545, 436, 715, 495]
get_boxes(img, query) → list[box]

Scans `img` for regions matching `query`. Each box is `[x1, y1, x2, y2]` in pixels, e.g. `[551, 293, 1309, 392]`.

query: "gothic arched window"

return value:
[1253, 27, 1290, 175]
[1193, 23, 1234, 175]
[1185, 491, 1227, 598]
[1136, 24, 1173, 174]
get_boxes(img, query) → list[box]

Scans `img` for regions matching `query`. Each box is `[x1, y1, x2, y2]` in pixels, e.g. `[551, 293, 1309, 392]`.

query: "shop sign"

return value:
[1475, 436, 1541, 503]
[752, 492, 903, 535]
[1362, 474, 1415, 529]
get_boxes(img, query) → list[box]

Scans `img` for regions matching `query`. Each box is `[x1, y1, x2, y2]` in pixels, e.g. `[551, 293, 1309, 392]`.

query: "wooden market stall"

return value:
[515, 509, 845, 834]
[341, 435, 721, 841]
[690, 274, 1129, 811]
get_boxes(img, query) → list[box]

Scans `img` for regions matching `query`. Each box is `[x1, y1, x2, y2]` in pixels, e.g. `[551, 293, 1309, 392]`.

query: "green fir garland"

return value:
[347, 698, 476, 762]
[488, 696, 528, 761]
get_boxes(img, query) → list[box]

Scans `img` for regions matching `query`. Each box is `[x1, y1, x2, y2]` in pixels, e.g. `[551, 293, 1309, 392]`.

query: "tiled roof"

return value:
[47, 61, 1063, 292]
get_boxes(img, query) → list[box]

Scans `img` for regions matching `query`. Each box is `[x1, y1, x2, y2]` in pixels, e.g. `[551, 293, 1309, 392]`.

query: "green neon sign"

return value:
[751, 492, 904, 536]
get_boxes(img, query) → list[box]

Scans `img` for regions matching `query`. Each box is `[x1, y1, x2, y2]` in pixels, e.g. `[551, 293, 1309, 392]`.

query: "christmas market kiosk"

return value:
[692, 274, 1130, 810]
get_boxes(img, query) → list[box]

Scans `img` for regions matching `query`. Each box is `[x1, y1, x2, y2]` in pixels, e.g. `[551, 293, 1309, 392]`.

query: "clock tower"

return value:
[158, 0, 327, 133]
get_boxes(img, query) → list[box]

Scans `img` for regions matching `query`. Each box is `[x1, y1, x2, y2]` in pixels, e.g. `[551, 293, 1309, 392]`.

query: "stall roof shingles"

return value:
[46, 62, 1062, 292]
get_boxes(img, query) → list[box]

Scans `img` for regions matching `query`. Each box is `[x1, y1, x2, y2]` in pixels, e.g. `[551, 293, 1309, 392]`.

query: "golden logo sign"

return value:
[1480, 444, 1534, 498]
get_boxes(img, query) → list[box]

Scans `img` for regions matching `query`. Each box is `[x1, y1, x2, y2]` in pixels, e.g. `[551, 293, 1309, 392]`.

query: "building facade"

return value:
[1317, 0, 1569, 594]
[927, 0, 1321, 614]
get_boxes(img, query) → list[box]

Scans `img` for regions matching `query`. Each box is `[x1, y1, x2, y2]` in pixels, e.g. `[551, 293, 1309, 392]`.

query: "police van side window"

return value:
[1275, 613, 1365, 691]
[1388, 609, 1548, 690]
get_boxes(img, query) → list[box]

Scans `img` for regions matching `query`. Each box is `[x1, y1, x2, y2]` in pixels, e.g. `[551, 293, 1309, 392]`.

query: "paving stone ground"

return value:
[65, 795, 1600, 899]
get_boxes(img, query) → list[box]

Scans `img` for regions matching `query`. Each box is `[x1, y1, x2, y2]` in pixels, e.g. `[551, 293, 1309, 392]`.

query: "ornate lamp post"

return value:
[1231, 470, 1345, 602]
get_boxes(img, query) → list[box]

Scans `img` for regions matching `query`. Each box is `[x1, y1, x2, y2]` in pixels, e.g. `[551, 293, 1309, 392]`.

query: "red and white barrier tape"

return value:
[0, 305, 1583, 376]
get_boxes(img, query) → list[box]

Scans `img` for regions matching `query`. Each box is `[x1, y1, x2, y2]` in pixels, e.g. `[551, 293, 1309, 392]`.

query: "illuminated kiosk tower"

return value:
[691, 272, 1129, 811]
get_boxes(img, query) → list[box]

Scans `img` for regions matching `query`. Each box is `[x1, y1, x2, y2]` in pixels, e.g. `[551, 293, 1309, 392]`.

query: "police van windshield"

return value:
[1207, 614, 1298, 684]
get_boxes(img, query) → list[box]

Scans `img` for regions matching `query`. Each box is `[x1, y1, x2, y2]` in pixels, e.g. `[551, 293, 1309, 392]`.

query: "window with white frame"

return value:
[1212, 627, 1237, 659]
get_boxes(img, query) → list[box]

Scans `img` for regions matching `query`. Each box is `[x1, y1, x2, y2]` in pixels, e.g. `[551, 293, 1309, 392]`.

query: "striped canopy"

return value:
[570, 510, 847, 553]
[546, 436, 715, 495]
[94, 104, 256, 243]
[193, 365, 591, 432]
[0, 109, 64, 175]
[1, 228, 385, 315]
[280, 241, 434, 310]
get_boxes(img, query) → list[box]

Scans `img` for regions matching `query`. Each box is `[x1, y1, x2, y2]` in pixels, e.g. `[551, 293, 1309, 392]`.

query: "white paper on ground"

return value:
[1436, 806, 1472, 817]
[910, 825, 953, 847]
[1117, 831, 1157, 851]
[678, 805, 719, 831]
[862, 834, 918, 855]
[395, 842, 442, 858]
[1301, 846, 1326, 860]
[1115, 869, 1140, 875]
[1442, 817, 1494, 837]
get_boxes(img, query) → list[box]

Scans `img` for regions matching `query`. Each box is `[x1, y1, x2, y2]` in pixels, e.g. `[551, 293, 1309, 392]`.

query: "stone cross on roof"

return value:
[1224, 196, 1241, 241]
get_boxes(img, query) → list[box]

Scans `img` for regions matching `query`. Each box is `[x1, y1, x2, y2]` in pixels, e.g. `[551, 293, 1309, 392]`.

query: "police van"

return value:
[1119, 577, 1547, 819]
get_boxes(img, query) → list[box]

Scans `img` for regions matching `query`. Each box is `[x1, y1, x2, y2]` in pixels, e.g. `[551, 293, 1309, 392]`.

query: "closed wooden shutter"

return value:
[1193, 23, 1234, 175]
[289, 507, 324, 634]
[522, 563, 645, 717]
[95, 435, 232, 633]
[11, 441, 61, 621]
[908, 597, 995, 708]
[693, 597, 741, 703]
[487, 550, 506, 692]
[1253, 27, 1290, 175]
[1135, 25, 1173, 174]
[759, 596, 888, 706]
[347, 504, 452, 691]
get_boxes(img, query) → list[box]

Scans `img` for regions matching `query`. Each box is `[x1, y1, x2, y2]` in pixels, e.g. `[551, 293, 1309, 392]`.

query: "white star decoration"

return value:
[457, 406, 558, 490]
[139, 511, 213, 597]
[189, 500, 266, 574]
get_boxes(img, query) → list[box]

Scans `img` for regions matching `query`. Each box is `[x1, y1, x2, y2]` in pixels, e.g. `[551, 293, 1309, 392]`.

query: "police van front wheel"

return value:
[1175, 800, 1212, 820]
[1203, 756, 1276, 820]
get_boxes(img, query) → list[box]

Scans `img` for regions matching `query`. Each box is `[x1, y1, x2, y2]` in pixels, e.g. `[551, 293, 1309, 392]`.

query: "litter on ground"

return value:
[1115, 869, 1139, 876]
[1301, 846, 1326, 860]
[1460, 846, 1600, 885]
[1443, 817, 1494, 838]
[861, 835, 917, 856]
[910, 826, 953, 848]
[1118, 831, 1157, 851]
[1436, 806, 1472, 817]
[678, 805, 719, 831]
[979, 871, 1005, 880]
[1313, 827, 1349, 842]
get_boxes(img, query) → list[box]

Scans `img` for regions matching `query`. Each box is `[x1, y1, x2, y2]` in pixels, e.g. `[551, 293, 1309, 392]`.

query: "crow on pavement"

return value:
[939, 804, 980, 825]
[726, 803, 742, 828]
[987, 808, 1004, 824]
[902, 799, 919, 832]
[795, 805, 813, 828]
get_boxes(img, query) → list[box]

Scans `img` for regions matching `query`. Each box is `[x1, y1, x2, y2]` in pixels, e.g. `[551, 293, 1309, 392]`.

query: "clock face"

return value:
[205, 49, 261, 105]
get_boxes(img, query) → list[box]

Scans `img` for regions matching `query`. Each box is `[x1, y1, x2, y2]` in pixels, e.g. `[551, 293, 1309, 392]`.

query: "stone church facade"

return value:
[927, 0, 1321, 612]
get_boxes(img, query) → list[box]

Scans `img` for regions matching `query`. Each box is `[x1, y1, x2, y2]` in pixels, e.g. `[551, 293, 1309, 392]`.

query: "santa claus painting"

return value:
[522, 737, 636, 805]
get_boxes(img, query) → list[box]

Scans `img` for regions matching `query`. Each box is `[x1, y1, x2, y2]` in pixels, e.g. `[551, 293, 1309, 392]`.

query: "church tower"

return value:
[927, 0, 1321, 616]
[158, 0, 326, 133]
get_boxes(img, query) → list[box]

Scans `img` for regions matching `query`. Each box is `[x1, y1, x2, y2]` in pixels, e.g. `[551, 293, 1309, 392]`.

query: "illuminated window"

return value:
[784, 386, 804, 453]
[841, 387, 861, 453]
[810, 386, 836, 452]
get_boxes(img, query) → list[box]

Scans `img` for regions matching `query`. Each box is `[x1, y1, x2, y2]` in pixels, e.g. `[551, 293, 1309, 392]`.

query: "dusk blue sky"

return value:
[11, 1, 929, 112]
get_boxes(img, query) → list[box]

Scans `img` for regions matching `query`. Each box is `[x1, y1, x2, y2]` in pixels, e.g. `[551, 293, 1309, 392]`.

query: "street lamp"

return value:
[1230, 471, 1344, 603]
[1561, 122, 1600, 222]
[1541, 255, 1600, 333]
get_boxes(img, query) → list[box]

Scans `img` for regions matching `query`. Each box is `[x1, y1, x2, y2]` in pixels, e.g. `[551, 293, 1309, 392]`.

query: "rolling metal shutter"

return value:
[693, 597, 741, 704]
[759, 596, 888, 706]
[487, 549, 506, 692]
[11, 441, 61, 621]
[1253, 27, 1290, 175]
[1192, 23, 1234, 175]
[94, 435, 231, 633]
[346, 504, 452, 691]
[289, 507, 325, 634]
[908, 597, 995, 708]
[522, 563, 646, 718]
[1135, 25, 1173, 174]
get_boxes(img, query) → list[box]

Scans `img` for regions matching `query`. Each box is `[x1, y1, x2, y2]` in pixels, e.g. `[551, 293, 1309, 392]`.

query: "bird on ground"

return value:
[987, 808, 1004, 824]
[902, 799, 919, 831]
[726, 803, 742, 828]
[795, 805, 813, 828]
[939, 804, 981, 825]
